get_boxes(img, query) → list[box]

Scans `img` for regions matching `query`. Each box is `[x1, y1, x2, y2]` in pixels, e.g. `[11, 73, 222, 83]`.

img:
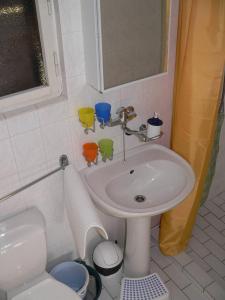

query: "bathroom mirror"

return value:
[81, 0, 170, 92]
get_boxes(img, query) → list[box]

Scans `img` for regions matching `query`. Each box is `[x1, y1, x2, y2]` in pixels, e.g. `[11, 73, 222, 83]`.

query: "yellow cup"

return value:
[78, 107, 95, 128]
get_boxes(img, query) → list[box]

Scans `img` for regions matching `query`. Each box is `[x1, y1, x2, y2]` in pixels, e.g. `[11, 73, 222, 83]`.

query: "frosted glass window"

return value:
[0, 0, 47, 98]
[100, 0, 169, 89]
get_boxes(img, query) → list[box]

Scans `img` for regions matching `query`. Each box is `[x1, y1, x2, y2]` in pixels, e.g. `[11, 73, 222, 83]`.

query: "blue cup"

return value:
[95, 102, 111, 124]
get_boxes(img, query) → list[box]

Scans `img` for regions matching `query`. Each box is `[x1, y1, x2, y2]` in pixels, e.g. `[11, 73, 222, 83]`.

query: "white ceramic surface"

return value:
[0, 208, 81, 300]
[81, 144, 195, 219]
[81, 144, 195, 277]
[11, 278, 80, 300]
[0, 208, 47, 290]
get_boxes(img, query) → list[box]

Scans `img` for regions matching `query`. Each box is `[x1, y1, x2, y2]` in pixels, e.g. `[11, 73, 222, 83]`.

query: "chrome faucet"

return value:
[109, 106, 137, 127]
[109, 105, 162, 161]
[123, 124, 162, 142]
[110, 106, 162, 142]
[108, 106, 137, 161]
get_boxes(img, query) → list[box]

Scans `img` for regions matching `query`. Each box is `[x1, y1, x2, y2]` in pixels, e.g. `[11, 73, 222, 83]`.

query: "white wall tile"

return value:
[0, 175, 21, 207]
[102, 89, 121, 117]
[41, 120, 73, 166]
[0, 115, 9, 140]
[37, 100, 69, 126]
[0, 192, 27, 220]
[0, 139, 17, 179]
[19, 165, 48, 187]
[120, 82, 145, 118]
[11, 129, 46, 174]
[5, 106, 39, 136]
[67, 75, 94, 114]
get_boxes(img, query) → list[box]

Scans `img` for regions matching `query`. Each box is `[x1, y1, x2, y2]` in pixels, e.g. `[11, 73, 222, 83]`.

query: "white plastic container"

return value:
[147, 112, 163, 139]
[93, 241, 123, 298]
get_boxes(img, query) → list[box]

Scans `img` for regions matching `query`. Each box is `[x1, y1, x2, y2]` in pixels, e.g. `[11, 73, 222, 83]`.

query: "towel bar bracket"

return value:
[60, 154, 69, 170]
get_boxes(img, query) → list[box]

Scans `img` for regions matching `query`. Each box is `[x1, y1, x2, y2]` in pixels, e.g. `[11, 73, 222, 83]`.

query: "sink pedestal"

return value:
[124, 216, 151, 277]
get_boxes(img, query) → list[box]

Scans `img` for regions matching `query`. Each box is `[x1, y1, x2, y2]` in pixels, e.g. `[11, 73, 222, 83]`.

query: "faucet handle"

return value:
[127, 112, 137, 121]
[139, 124, 147, 131]
[116, 107, 125, 115]
[125, 106, 135, 114]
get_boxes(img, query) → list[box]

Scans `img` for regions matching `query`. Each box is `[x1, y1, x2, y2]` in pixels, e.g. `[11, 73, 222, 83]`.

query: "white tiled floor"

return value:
[98, 191, 225, 300]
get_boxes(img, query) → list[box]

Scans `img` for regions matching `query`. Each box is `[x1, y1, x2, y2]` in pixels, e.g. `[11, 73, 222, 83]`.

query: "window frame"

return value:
[0, 0, 62, 112]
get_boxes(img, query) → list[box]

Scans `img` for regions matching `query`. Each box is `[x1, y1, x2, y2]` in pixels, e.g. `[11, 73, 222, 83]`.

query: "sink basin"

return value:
[80, 144, 195, 277]
[81, 144, 195, 218]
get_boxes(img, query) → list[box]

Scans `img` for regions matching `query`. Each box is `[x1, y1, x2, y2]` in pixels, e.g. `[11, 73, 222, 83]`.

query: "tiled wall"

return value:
[0, 0, 178, 264]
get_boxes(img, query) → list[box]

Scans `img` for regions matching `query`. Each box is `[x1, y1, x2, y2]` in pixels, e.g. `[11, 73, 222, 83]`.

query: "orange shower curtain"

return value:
[160, 0, 225, 255]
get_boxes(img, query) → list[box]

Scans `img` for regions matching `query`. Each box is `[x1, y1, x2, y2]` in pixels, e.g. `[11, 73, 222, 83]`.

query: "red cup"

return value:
[83, 143, 98, 162]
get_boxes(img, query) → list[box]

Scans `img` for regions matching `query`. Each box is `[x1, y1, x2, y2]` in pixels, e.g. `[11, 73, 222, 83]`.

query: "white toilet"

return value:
[0, 208, 81, 300]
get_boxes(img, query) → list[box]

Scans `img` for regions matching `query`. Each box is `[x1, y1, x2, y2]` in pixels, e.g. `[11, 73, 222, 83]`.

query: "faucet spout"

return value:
[124, 126, 148, 142]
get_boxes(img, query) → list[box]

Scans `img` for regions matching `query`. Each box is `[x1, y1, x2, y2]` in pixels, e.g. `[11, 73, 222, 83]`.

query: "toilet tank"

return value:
[0, 208, 47, 290]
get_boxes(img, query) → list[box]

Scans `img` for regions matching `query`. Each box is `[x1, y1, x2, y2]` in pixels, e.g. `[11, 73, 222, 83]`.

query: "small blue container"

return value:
[50, 261, 89, 298]
[95, 102, 111, 124]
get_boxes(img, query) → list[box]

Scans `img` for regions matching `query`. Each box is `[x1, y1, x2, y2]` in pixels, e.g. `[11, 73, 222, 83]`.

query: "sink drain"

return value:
[134, 195, 146, 203]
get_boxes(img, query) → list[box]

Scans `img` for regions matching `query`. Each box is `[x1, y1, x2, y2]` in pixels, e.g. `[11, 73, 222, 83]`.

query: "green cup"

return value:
[98, 139, 113, 161]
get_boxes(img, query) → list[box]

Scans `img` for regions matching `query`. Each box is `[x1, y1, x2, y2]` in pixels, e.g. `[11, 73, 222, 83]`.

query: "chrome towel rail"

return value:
[0, 154, 69, 203]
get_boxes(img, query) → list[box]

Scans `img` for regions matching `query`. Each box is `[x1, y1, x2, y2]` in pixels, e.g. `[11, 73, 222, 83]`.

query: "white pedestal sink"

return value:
[80, 144, 195, 277]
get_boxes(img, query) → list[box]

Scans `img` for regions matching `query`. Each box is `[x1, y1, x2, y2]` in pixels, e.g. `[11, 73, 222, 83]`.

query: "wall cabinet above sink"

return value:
[81, 0, 172, 92]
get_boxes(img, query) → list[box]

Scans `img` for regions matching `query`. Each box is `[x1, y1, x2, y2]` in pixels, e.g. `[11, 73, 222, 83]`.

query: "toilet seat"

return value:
[11, 277, 81, 300]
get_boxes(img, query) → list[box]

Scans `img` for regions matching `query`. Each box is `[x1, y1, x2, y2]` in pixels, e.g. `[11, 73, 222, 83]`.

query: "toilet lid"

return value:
[11, 278, 81, 300]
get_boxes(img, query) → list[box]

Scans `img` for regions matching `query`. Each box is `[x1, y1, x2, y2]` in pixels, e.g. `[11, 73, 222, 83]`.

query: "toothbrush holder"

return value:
[98, 139, 113, 162]
[83, 143, 98, 167]
[78, 107, 95, 134]
[95, 103, 111, 128]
